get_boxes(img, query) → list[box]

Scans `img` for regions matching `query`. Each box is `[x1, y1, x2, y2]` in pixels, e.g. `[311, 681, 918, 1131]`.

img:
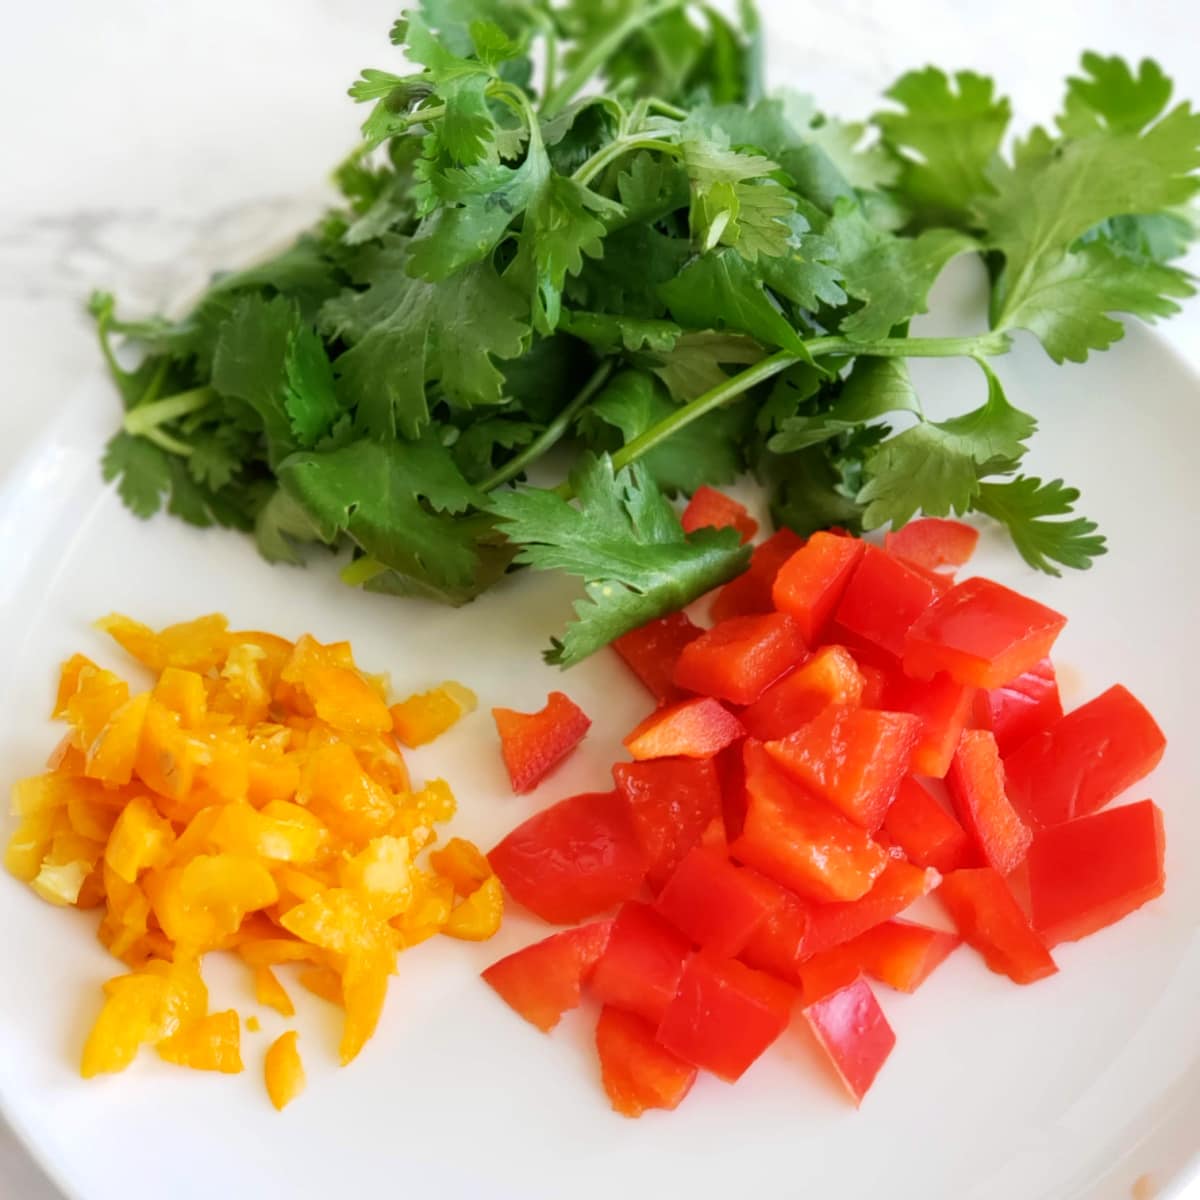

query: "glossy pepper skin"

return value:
[879, 668, 975, 779]
[882, 776, 971, 874]
[772, 532, 865, 644]
[1027, 799, 1165, 946]
[738, 886, 811, 983]
[884, 517, 979, 571]
[802, 977, 896, 1105]
[710, 528, 805, 623]
[947, 730, 1032, 875]
[1004, 684, 1166, 830]
[595, 1006, 698, 1117]
[672, 612, 807, 706]
[973, 657, 1062, 757]
[680, 486, 758, 543]
[834, 545, 941, 659]
[739, 646, 864, 742]
[590, 901, 691, 1026]
[492, 691, 592, 794]
[612, 612, 703, 706]
[623, 697, 745, 761]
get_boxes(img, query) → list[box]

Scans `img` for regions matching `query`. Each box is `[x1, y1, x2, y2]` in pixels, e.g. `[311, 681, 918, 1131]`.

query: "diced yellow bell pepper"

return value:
[392, 872, 455, 949]
[264, 1031, 305, 1111]
[145, 854, 278, 950]
[390, 682, 477, 748]
[135, 699, 208, 803]
[340, 947, 394, 1065]
[254, 966, 295, 1017]
[297, 966, 343, 1006]
[339, 836, 412, 919]
[53, 653, 98, 719]
[153, 668, 208, 728]
[429, 836, 492, 897]
[442, 875, 504, 942]
[157, 1010, 243, 1073]
[298, 743, 395, 844]
[104, 796, 174, 884]
[66, 667, 131, 753]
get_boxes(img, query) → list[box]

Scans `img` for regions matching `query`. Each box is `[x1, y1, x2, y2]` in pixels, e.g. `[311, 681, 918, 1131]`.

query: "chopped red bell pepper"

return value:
[623, 697, 745, 761]
[1027, 799, 1165, 946]
[801, 859, 941, 957]
[739, 645, 864, 741]
[802, 978, 896, 1106]
[1004, 684, 1166, 830]
[656, 953, 795, 1082]
[879, 668, 975, 779]
[851, 919, 960, 992]
[595, 1005, 698, 1117]
[492, 691, 592, 794]
[482, 920, 613, 1032]
[612, 757, 722, 891]
[655, 846, 785, 958]
[882, 776, 971, 874]
[590, 901, 691, 1025]
[771, 531, 865, 644]
[730, 741, 888, 903]
[672, 612, 807, 706]
[612, 611, 703, 705]
[973, 656, 1062, 757]
[764, 705, 921, 831]
[947, 730, 1032, 875]
[903, 577, 1067, 689]
[738, 887, 811, 983]
[681, 485, 758, 543]
[489, 790, 647, 924]
[834, 544, 941, 658]
[857, 662, 891, 708]
[796, 953, 862, 1004]
[938, 867, 1057, 984]
[710, 528, 805, 622]
[884, 518, 979, 571]
[715, 742, 748, 841]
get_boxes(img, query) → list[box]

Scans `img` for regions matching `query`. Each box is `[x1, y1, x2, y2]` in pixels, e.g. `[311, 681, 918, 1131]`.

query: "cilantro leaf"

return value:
[1060, 53, 1173, 136]
[451, 415, 540, 483]
[650, 331, 764, 400]
[101, 432, 173, 518]
[559, 311, 682, 354]
[489, 453, 750, 665]
[974, 476, 1107, 575]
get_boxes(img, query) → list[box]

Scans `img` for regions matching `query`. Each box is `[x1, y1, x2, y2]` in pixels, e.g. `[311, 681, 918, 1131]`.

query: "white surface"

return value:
[1, 2, 1198, 1198]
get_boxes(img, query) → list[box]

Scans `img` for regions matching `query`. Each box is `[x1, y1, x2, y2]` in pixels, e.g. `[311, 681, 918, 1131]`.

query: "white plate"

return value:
[1, 261, 1198, 1200]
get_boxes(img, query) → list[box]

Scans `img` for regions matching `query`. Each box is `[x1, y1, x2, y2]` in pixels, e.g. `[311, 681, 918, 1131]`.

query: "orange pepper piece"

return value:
[145, 854, 278, 950]
[84, 692, 150, 786]
[298, 743, 395, 843]
[104, 796, 174, 884]
[297, 966, 343, 1006]
[442, 875, 504, 941]
[134, 698, 206, 803]
[67, 666, 130, 752]
[153, 668, 208, 727]
[340, 948, 394, 1065]
[157, 1010, 243, 1073]
[254, 966, 295, 1017]
[390, 682, 477, 748]
[429, 836, 492, 897]
[264, 1031, 305, 1111]
[53, 653, 98, 719]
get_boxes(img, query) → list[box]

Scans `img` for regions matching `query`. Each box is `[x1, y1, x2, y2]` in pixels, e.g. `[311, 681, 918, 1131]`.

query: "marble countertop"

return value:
[2, 1, 1196, 1196]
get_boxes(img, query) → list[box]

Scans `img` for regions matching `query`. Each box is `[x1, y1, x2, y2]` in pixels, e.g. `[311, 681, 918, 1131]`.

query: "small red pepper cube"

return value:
[711, 528, 805, 622]
[764, 706, 922, 831]
[882, 776, 972, 874]
[623, 697, 745, 761]
[612, 757, 723, 892]
[656, 954, 795, 1082]
[492, 691, 592, 794]
[974, 657, 1063, 757]
[489, 791, 647, 924]
[947, 730, 1032, 875]
[801, 859, 941, 957]
[1004, 684, 1166, 830]
[857, 663, 890, 708]
[903, 577, 1067, 689]
[740, 645, 864, 741]
[731, 742, 888, 903]
[672, 612, 807, 706]
[880, 669, 975, 779]
[590, 901, 691, 1026]
[884, 518, 979, 572]
[655, 847, 785, 958]
[939, 867, 1058, 984]
[739, 887, 811, 983]
[1028, 800, 1165, 946]
[802, 978, 896, 1106]
[834, 545, 941, 658]
[853, 919, 961, 993]
[595, 1005, 698, 1118]
[612, 612, 703, 705]
[796, 952, 863, 1005]
[771, 532, 866, 644]
[681, 486, 758, 543]
[482, 920, 613, 1032]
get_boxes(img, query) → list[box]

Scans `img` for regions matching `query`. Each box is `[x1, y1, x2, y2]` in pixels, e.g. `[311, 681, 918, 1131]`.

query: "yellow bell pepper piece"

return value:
[253, 966, 295, 1018]
[390, 682, 477, 748]
[264, 1031, 305, 1111]
[442, 876, 504, 942]
[157, 1010, 243, 1073]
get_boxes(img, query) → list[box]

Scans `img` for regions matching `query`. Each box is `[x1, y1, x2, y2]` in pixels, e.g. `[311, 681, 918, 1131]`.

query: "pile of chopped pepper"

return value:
[4, 613, 495, 1108]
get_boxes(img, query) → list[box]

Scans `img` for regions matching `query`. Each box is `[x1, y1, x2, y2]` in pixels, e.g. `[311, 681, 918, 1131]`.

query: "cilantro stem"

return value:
[541, 0, 687, 116]
[123, 387, 213, 438]
[481, 360, 614, 493]
[142, 427, 196, 457]
[573, 136, 681, 187]
[806, 332, 1011, 359]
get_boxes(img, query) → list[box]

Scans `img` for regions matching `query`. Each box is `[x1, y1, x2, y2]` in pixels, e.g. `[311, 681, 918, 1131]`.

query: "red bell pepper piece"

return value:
[489, 791, 647, 924]
[612, 757, 723, 891]
[851, 919, 960, 992]
[482, 920, 613, 1032]
[492, 691, 592, 794]
[612, 611, 703, 705]
[739, 645, 864, 741]
[623, 697, 745, 761]
[884, 518, 979, 571]
[857, 663, 890, 708]
[938, 867, 1058, 984]
[590, 901, 691, 1025]
[764, 705, 921, 830]
[1027, 799, 1165, 946]
[947, 730, 1032, 875]
[771, 531, 865, 644]
[882, 776, 971, 874]
[903, 577, 1067, 689]
[731, 741, 888, 903]
[738, 887, 811, 983]
[802, 859, 941, 957]
[715, 742, 748, 842]
[973, 656, 1062, 756]
[656, 953, 795, 1082]
[680, 485, 758, 543]
[802, 978, 896, 1106]
[710, 528, 805, 622]
[879, 669, 975, 779]
[595, 1006, 698, 1117]
[1004, 684, 1166, 830]
[834, 544, 941, 658]
[655, 846, 785, 958]
[672, 612, 807, 706]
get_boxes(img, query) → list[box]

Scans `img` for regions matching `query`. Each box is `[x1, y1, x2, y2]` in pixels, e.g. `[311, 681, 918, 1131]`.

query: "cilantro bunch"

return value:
[95, 3, 1199, 664]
